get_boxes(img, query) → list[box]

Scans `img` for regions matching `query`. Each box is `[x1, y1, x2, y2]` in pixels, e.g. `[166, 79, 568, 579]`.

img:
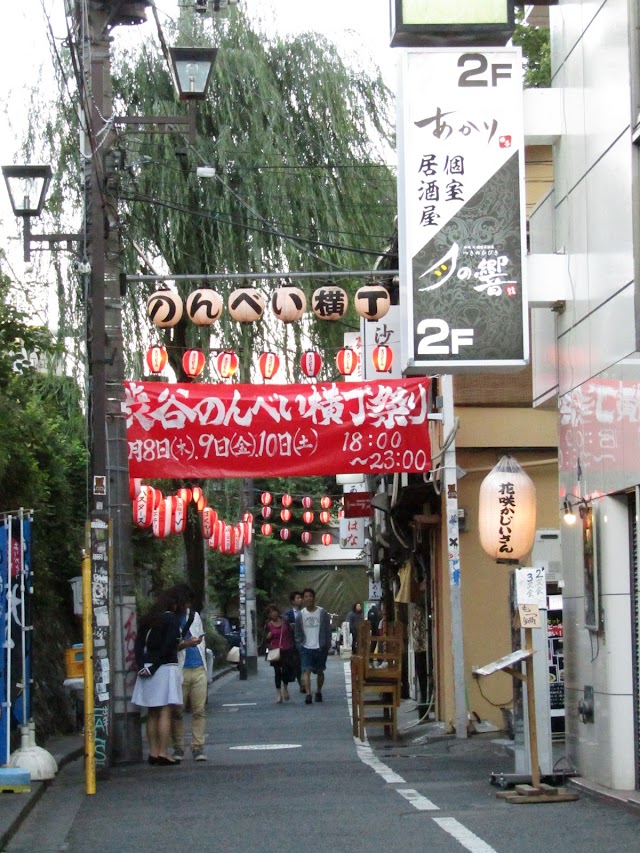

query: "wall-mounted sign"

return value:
[390, 1, 515, 48]
[398, 48, 528, 372]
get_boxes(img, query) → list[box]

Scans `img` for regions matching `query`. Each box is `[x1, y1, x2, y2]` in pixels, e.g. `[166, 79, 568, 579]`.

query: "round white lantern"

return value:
[354, 285, 391, 321]
[271, 286, 306, 323]
[228, 288, 265, 323]
[185, 289, 223, 325]
[147, 290, 183, 328]
[478, 456, 537, 562]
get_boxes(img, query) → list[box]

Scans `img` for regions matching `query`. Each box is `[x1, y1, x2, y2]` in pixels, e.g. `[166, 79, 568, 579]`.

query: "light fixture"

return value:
[562, 496, 588, 526]
[2, 164, 51, 217]
[562, 499, 577, 526]
[168, 47, 218, 101]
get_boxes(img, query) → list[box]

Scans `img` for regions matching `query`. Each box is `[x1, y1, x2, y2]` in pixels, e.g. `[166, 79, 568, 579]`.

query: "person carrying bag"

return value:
[264, 603, 296, 703]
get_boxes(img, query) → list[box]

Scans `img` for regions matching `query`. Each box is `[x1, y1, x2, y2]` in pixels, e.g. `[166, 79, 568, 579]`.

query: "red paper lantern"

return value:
[301, 531, 312, 545]
[216, 350, 239, 379]
[372, 345, 393, 373]
[260, 492, 273, 506]
[145, 346, 168, 374]
[129, 478, 142, 501]
[300, 350, 322, 378]
[302, 511, 314, 525]
[320, 496, 333, 509]
[201, 506, 219, 539]
[241, 520, 253, 546]
[182, 348, 206, 378]
[258, 351, 280, 380]
[280, 528, 291, 541]
[280, 509, 292, 523]
[261, 523, 273, 536]
[234, 524, 245, 552]
[209, 520, 226, 550]
[321, 533, 332, 546]
[176, 487, 192, 504]
[336, 346, 358, 376]
[152, 499, 173, 538]
[261, 506, 273, 519]
[281, 494, 293, 507]
[133, 489, 153, 528]
[319, 510, 331, 524]
[191, 486, 207, 511]
[142, 484, 163, 509]
[169, 496, 187, 535]
[243, 512, 254, 524]
[301, 496, 313, 509]
[220, 524, 236, 554]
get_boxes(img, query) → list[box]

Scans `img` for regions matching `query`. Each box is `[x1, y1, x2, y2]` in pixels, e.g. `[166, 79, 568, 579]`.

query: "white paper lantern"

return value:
[478, 456, 537, 562]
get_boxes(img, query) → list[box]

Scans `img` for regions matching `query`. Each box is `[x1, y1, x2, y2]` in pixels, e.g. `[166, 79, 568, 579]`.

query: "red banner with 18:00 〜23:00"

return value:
[124, 377, 432, 480]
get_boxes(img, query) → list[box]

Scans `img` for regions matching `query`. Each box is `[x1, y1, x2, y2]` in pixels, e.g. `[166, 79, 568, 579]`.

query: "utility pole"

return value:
[74, 0, 144, 768]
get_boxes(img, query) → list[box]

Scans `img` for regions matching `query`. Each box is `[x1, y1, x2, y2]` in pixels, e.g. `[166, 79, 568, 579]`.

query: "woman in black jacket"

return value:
[132, 587, 200, 765]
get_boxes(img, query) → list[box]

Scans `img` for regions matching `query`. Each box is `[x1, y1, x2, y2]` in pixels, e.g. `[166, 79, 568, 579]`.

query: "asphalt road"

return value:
[5, 658, 640, 853]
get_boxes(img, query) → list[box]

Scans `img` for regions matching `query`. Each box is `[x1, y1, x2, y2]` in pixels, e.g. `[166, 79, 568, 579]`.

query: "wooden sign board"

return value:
[472, 648, 533, 678]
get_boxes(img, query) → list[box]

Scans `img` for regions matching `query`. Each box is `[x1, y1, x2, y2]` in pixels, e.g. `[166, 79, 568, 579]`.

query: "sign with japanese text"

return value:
[515, 567, 546, 609]
[339, 516, 365, 549]
[362, 305, 403, 380]
[125, 378, 431, 479]
[518, 603, 541, 629]
[398, 48, 528, 372]
[343, 492, 373, 518]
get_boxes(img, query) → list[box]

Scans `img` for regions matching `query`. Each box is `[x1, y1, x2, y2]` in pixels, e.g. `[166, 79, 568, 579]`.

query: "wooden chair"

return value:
[351, 654, 400, 740]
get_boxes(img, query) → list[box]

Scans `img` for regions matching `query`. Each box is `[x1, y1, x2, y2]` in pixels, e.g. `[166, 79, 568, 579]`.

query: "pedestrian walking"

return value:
[347, 602, 363, 653]
[132, 587, 197, 766]
[170, 583, 208, 762]
[284, 590, 304, 692]
[264, 603, 296, 703]
[294, 588, 331, 704]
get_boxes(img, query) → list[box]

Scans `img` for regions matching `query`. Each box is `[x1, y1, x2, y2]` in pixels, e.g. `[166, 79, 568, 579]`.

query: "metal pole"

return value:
[440, 374, 468, 738]
[82, 552, 96, 795]
[127, 269, 400, 283]
[242, 479, 257, 676]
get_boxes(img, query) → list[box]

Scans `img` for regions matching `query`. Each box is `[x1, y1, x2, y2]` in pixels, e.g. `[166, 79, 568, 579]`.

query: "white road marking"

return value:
[222, 703, 257, 706]
[432, 818, 499, 853]
[230, 744, 302, 750]
[354, 739, 406, 784]
[396, 788, 440, 811]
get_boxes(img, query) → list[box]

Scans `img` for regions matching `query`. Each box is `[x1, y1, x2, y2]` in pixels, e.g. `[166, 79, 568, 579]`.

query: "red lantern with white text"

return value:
[301, 531, 312, 545]
[201, 506, 219, 539]
[336, 347, 358, 376]
[182, 349, 206, 378]
[145, 346, 168, 374]
[258, 351, 280, 380]
[372, 345, 393, 373]
[300, 350, 322, 378]
[321, 533, 332, 546]
[216, 350, 239, 379]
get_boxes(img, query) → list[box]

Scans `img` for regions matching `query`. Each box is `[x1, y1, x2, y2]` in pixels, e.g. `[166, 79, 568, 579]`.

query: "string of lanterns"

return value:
[130, 480, 338, 549]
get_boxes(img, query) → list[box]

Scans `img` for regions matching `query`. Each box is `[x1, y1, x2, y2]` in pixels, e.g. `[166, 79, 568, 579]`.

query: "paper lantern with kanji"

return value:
[311, 285, 348, 321]
[478, 455, 537, 562]
[145, 346, 168, 374]
[271, 286, 306, 323]
[301, 496, 313, 509]
[228, 288, 265, 323]
[300, 350, 322, 378]
[281, 494, 293, 507]
[320, 496, 333, 509]
[261, 523, 273, 536]
[280, 509, 292, 523]
[354, 284, 391, 321]
[185, 289, 223, 326]
[280, 528, 291, 541]
[301, 531, 312, 545]
[129, 478, 142, 501]
[152, 499, 174, 538]
[372, 345, 393, 373]
[216, 350, 239, 379]
[302, 511, 314, 525]
[169, 496, 187, 535]
[258, 351, 280, 380]
[319, 510, 331, 524]
[321, 533, 332, 546]
[142, 484, 163, 509]
[201, 506, 219, 539]
[133, 489, 153, 528]
[336, 347, 358, 376]
[261, 506, 273, 519]
[241, 519, 253, 546]
[182, 349, 206, 378]
[219, 524, 236, 554]
[260, 492, 273, 506]
[208, 519, 226, 550]
[147, 290, 183, 328]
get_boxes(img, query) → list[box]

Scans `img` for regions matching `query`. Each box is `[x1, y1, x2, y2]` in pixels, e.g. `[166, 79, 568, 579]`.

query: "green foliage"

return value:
[513, 10, 551, 89]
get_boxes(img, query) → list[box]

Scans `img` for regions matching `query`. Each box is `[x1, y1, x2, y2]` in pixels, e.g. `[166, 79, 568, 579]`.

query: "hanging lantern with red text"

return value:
[145, 346, 168, 374]
[372, 345, 393, 373]
[215, 350, 239, 380]
[300, 350, 322, 378]
[182, 349, 206, 378]
[336, 347, 358, 376]
[258, 351, 280, 380]
[321, 533, 332, 546]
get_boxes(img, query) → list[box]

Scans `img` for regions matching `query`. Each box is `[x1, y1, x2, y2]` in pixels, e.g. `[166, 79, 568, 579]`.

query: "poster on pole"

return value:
[397, 48, 528, 372]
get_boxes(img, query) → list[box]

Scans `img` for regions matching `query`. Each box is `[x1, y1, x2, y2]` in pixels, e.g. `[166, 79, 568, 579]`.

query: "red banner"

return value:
[125, 378, 431, 479]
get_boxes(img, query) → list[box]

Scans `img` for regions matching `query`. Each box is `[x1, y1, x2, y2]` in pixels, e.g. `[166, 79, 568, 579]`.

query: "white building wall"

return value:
[530, 0, 639, 790]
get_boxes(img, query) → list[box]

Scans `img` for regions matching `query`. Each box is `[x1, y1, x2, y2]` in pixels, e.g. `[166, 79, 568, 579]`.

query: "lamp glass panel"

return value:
[8, 175, 47, 215]
[175, 59, 211, 95]
[402, 0, 508, 25]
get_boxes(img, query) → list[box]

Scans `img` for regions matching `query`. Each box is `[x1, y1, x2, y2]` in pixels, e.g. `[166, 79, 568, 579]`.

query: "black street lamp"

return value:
[2, 164, 81, 262]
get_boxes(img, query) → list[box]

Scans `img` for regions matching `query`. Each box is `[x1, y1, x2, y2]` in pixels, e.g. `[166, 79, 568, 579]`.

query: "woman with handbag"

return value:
[264, 603, 295, 703]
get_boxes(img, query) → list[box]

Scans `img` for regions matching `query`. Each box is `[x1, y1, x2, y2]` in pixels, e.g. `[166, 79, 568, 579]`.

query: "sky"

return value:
[0, 0, 397, 290]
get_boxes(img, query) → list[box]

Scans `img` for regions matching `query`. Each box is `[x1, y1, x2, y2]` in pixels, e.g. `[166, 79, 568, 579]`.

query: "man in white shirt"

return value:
[294, 588, 331, 704]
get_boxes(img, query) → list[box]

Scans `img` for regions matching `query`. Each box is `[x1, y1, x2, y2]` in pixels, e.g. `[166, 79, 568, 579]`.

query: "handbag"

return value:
[267, 647, 281, 662]
[226, 645, 240, 664]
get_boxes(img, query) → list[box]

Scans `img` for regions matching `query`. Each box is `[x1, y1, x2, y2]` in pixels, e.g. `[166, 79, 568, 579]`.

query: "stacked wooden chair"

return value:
[351, 621, 403, 741]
